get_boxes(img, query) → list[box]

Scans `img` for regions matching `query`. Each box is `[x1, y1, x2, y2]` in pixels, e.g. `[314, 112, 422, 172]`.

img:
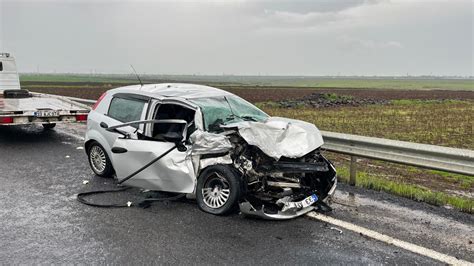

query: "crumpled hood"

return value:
[222, 117, 324, 160]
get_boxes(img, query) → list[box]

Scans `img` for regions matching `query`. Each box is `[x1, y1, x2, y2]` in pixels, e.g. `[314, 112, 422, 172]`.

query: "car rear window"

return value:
[108, 97, 146, 124]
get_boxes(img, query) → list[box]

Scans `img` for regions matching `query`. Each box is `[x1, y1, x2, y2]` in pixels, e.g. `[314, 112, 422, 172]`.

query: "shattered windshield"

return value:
[191, 96, 269, 132]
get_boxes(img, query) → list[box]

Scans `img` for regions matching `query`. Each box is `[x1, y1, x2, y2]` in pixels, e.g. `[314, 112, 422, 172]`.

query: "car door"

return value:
[109, 101, 197, 193]
[100, 93, 150, 150]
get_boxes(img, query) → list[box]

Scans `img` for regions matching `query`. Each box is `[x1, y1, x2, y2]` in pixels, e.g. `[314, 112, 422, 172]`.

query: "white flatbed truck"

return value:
[0, 53, 90, 129]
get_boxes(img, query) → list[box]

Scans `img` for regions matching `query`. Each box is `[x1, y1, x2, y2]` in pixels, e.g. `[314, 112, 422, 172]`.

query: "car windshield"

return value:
[191, 96, 269, 132]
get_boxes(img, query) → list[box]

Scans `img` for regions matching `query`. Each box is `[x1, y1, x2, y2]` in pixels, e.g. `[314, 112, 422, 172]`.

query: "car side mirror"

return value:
[161, 132, 186, 152]
[100, 122, 108, 129]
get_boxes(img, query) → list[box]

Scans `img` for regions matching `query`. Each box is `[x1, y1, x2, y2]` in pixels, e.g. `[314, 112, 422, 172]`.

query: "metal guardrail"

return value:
[321, 131, 474, 178]
[64, 95, 474, 181]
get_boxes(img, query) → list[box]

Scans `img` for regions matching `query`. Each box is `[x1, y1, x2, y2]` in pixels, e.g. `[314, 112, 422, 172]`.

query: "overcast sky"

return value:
[0, 0, 472, 76]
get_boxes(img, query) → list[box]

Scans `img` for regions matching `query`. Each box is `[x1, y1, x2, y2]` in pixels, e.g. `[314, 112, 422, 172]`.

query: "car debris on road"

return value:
[330, 227, 343, 234]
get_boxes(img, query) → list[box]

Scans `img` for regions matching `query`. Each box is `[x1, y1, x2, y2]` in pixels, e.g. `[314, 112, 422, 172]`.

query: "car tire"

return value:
[42, 123, 56, 130]
[87, 141, 114, 177]
[196, 165, 243, 216]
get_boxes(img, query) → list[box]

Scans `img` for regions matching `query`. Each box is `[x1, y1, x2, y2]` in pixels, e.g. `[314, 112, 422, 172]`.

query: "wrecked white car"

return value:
[85, 83, 337, 219]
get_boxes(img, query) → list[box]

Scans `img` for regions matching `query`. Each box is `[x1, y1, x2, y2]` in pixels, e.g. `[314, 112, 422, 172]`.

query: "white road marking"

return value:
[306, 212, 473, 265]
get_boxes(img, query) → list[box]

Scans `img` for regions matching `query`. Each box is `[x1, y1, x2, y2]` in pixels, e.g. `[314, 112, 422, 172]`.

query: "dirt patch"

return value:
[24, 83, 474, 103]
[225, 87, 317, 102]
[278, 92, 389, 108]
[223, 86, 474, 102]
[302, 88, 474, 101]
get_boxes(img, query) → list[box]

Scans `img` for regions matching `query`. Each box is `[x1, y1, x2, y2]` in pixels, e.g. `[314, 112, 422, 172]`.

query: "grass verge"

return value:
[261, 100, 474, 149]
[336, 166, 474, 214]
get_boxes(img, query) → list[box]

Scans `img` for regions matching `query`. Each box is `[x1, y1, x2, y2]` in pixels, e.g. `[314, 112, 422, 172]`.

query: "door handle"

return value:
[111, 147, 128, 154]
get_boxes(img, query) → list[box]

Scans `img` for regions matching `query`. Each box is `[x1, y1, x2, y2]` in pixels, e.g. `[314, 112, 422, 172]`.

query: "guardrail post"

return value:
[350, 156, 357, 186]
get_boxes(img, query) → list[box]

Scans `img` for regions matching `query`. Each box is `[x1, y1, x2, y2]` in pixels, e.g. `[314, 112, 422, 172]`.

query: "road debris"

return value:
[82, 180, 89, 185]
[330, 227, 343, 234]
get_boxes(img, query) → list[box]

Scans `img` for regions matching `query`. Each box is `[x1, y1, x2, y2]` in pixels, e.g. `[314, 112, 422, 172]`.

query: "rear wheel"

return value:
[196, 165, 242, 215]
[42, 123, 56, 130]
[87, 141, 114, 177]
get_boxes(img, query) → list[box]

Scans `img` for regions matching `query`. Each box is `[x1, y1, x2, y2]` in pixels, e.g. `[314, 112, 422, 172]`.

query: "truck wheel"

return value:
[196, 165, 242, 216]
[87, 141, 114, 177]
[42, 123, 56, 129]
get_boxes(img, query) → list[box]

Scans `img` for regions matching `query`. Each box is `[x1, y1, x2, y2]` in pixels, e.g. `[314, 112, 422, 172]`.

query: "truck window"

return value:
[0, 62, 3, 71]
[108, 97, 146, 125]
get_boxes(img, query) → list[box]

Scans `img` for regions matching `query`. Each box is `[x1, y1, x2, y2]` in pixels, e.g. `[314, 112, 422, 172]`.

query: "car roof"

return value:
[110, 83, 233, 100]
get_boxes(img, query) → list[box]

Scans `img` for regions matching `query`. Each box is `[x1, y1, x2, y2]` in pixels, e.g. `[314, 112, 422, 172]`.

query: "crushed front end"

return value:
[228, 134, 337, 220]
[190, 115, 338, 220]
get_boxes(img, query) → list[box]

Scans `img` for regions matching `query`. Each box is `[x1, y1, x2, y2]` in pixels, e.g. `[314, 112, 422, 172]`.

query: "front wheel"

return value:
[87, 141, 114, 177]
[196, 165, 243, 216]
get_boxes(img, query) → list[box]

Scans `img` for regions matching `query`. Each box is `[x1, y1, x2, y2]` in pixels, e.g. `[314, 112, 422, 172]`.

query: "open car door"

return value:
[109, 120, 196, 193]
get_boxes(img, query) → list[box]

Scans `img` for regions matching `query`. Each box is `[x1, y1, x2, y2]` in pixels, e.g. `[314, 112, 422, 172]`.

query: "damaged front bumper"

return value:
[239, 177, 338, 220]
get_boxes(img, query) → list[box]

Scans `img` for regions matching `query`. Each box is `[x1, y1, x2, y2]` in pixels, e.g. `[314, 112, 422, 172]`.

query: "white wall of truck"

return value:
[0, 53, 21, 91]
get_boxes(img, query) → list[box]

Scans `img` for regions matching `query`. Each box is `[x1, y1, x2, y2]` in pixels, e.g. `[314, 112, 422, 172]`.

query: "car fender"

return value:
[85, 128, 114, 164]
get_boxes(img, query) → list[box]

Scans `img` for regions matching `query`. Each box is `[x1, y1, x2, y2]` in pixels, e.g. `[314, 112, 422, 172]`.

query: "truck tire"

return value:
[196, 165, 243, 216]
[87, 141, 114, 177]
[3, 89, 31, 99]
[42, 123, 56, 130]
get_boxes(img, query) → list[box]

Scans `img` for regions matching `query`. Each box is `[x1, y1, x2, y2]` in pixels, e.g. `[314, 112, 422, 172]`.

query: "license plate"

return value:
[301, 194, 318, 208]
[281, 194, 319, 212]
[35, 110, 59, 117]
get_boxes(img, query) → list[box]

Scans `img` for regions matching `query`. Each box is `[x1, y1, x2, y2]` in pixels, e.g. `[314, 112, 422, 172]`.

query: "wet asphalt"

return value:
[0, 124, 471, 264]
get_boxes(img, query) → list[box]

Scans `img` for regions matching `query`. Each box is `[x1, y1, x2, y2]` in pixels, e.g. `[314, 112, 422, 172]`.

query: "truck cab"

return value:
[0, 53, 21, 91]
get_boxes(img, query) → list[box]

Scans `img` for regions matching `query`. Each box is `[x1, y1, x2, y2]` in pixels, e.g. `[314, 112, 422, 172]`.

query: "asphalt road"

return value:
[0, 124, 472, 264]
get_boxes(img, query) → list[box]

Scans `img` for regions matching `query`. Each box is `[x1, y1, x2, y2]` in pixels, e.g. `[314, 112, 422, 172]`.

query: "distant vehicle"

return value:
[0, 53, 89, 129]
[85, 83, 337, 219]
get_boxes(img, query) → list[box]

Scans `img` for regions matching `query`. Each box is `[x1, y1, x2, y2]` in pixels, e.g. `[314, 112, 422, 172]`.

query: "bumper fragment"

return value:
[239, 201, 315, 220]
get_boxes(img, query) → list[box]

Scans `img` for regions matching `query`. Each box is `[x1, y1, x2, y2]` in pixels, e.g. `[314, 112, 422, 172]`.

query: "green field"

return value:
[19, 73, 473, 91]
[260, 100, 473, 149]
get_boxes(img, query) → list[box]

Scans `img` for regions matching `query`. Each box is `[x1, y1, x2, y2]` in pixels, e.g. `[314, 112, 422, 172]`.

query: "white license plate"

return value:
[282, 194, 319, 211]
[35, 110, 59, 117]
[301, 194, 319, 208]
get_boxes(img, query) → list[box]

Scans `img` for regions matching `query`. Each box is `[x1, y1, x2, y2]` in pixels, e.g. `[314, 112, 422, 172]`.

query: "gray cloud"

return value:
[1, 0, 472, 76]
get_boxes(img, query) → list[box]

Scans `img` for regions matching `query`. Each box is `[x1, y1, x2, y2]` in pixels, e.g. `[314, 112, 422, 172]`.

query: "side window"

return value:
[0, 62, 3, 71]
[108, 97, 146, 126]
[152, 103, 196, 141]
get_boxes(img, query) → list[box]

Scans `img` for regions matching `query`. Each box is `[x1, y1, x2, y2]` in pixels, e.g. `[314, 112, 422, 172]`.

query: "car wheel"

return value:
[196, 165, 242, 215]
[42, 123, 56, 130]
[87, 141, 114, 177]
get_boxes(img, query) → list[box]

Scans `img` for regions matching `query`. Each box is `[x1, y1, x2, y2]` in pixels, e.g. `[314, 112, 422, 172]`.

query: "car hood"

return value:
[222, 116, 324, 160]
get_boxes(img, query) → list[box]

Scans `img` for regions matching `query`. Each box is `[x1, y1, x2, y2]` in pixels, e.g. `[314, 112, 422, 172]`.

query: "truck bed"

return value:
[0, 92, 90, 126]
